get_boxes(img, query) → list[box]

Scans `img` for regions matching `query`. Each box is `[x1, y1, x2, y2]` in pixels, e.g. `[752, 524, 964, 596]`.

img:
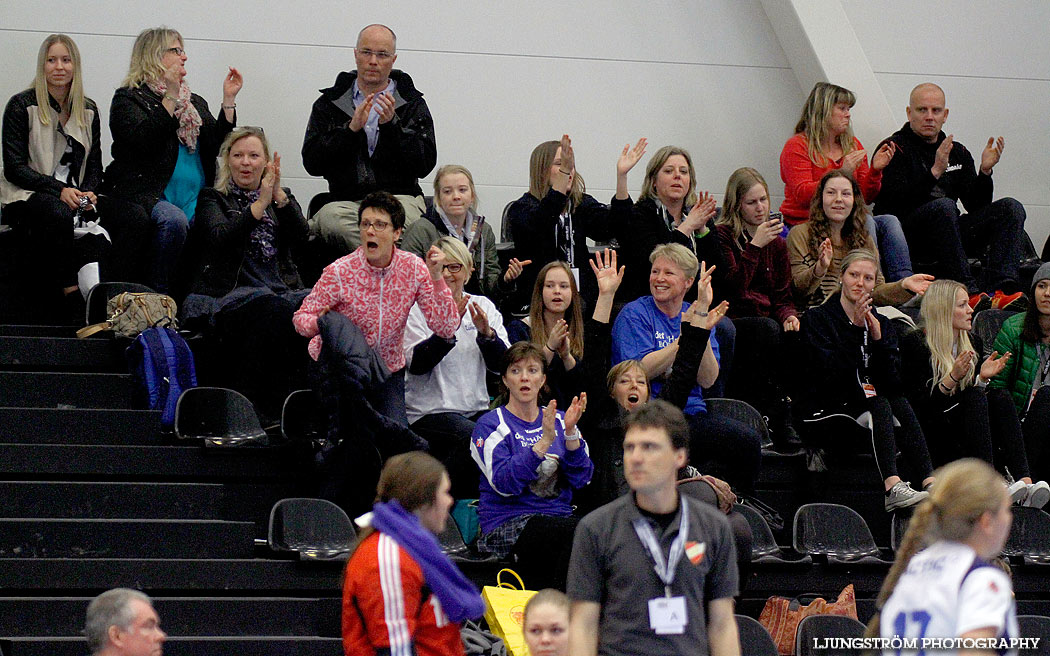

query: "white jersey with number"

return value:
[880, 541, 1017, 656]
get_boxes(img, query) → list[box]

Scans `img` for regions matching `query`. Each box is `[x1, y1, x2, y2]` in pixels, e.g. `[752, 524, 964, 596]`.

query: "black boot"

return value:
[765, 396, 803, 454]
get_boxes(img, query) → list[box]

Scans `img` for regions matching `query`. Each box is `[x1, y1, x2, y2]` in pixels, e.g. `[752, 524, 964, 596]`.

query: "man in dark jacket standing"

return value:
[302, 24, 437, 253]
[874, 82, 1026, 311]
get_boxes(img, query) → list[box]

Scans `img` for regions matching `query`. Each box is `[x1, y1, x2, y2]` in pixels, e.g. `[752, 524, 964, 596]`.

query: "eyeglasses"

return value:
[356, 48, 394, 61]
[359, 220, 392, 232]
[442, 263, 464, 273]
[165, 47, 186, 57]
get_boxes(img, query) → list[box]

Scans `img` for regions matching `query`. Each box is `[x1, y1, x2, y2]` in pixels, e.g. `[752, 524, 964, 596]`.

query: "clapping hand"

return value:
[871, 142, 897, 171]
[815, 238, 834, 277]
[980, 136, 1005, 175]
[536, 399, 558, 457]
[841, 149, 867, 175]
[454, 292, 470, 318]
[563, 393, 587, 437]
[348, 94, 375, 132]
[679, 192, 717, 234]
[980, 350, 1010, 380]
[503, 258, 532, 283]
[374, 92, 396, 124]
[271, 152, 288, 206]
[468, 301, 493, 337]
[546, 319, 570, 358]
[951, 349, 976, 382]
[932, 135, 954, 178]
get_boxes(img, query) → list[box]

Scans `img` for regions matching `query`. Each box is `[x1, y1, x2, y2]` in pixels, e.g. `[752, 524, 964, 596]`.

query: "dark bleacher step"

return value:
[0, 325, 76, 338]
[1, 636, 343, 656]
[0, 444, 311, 481]
[0, 336, 124, 372]
[0, 558, 343, 592]
[0, 518, 256, 559]
[0, 372, 139, 409]
[0, 596, 340, 637]
[1, 481, 224, 519]
[0, 408, 160, 445]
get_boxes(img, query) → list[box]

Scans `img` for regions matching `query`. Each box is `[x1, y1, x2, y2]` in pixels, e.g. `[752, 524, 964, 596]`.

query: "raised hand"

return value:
[425, 245, 446, 282]
[902, 273, 935, 296]
[871, 142, 897, 171]
[864, 307, 882, 341]
[348, 93, 375, 132]
[815, 238, 834, 277]
[980, 136, 1005, 175]
[980, 350, 1011, 380]
[679, 191, 717, 234]
[932, 134, 954, 178]
[616, 137, 648, 177]
[503, 258, 532, 283]
[701, 300, 729, 331]
[374, 92, 396, 124]
[548, 319, 571, 358]
[563, 393, 587, 436]
[468, 301, 493, 337]
[783, 315, 801, 332]
[550, 134, 575, 194]
[222, 67, 243, 102]
[589, 248, 624, 297]
[454, 292, 470, 318]
[852, 291, 873, 327]
[841, 149, 867, 175]
[696, 260, 716, 311]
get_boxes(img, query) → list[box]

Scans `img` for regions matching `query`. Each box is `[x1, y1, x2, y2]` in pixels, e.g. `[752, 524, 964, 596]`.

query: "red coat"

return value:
[343, 531, 466, 656]
[778, 133, 883, 223]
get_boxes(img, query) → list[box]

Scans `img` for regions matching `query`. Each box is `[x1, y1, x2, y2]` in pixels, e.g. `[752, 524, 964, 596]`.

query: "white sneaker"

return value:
[1024, 481, 1050, 508]
[886, 481, 928, 512]
[1007, 480, 1029, 504]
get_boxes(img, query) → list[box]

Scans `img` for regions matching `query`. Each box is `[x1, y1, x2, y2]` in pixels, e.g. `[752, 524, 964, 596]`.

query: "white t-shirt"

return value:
[880, 541, 1018, 656]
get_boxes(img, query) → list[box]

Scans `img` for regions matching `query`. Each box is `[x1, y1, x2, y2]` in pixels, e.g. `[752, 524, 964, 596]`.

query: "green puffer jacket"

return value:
[990, 312, 1044, 413]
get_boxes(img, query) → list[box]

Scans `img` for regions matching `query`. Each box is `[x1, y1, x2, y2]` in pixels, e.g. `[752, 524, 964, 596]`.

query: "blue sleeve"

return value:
[470, 410, 545, 496]
[611, 303, 656, 364]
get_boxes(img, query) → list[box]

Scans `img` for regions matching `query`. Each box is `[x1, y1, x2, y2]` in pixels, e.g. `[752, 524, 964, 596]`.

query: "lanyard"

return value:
[556, 200, 576, 266]
[632, 496, 690, 597]
[861, 327, 871, 371]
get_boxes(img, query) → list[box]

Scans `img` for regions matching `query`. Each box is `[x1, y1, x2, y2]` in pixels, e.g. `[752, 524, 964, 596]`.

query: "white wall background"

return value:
[1, 1, 1045, 250]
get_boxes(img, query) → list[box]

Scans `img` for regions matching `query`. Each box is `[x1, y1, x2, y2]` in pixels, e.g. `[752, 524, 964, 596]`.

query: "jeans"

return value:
[149, 200, 188, 293]
[865, 214, 913, 281]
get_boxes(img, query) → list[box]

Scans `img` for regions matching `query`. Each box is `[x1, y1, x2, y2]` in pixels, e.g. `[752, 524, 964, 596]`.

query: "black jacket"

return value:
[873, 122, 993, 220]
[185, 187, 309, 298]
[102, 85, 234, 211]
[899, 327, 987, 417]
[1, 88, 102, 199]
[610, 195, 724, 305]
[302, 69, 436, 201]
[798, 292, 903, 413]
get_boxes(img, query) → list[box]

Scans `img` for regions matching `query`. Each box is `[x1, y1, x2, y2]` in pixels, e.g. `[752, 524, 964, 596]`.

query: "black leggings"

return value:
[1023, 387, 1050, 480]
[513, 515, 579, 591]
[688, 412, 763, 493]
[726, 316, 794, 412]
[921, 387, 1031, 479]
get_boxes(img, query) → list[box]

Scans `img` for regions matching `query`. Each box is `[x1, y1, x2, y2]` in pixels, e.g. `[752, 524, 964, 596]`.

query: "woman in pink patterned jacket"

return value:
[293, 191, 459, 425]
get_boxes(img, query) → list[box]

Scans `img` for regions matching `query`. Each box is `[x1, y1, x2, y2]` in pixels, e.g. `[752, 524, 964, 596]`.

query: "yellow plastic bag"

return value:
[482, 568, 537, 656]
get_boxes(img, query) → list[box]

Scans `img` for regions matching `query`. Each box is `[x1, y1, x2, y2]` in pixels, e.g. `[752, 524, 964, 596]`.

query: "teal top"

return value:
[163, 144, 205, 223]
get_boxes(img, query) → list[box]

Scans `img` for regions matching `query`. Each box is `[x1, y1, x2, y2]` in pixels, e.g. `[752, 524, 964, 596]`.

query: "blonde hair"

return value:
[640, 146, 697, 208]
[919, 280, 975, 394]
[33, 34, 88, 129]
[433, 164, 479, 212]
[122, 27, 183, 88]
[794, 82, 858, 167]
[528, 140, 585, 207]
[650, 243, 699, 282]
[214, 127, 270, 194]
[527, 261, 584, 358]
[434, 235, 473, 270]
[867, 459, 1006, 640]
[606, 360, 650, 401]
[717, 167, 769, 241]
[523, 588, 569, 629]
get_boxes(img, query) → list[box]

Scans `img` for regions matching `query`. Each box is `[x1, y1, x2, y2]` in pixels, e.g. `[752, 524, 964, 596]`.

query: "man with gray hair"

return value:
[84, 588, 166, 656]
[303, 23, 437, 253]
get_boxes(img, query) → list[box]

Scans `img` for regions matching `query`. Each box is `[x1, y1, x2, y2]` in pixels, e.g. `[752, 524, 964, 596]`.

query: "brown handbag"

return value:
[76, 292, 178, 338]
[757, 584, 858, 655]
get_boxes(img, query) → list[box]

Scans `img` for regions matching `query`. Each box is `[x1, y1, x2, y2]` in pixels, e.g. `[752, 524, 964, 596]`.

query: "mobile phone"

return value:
[767, 212, 783, 224]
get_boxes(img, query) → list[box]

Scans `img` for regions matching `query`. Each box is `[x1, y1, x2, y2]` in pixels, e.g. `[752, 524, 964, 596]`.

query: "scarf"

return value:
[229, 186, 278, 262]
[367, 500, 485, 623]
[147, 79, 202, 152]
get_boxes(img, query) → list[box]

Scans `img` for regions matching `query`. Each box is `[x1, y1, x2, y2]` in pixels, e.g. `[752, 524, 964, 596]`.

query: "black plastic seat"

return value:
[438, 512, 503, 564]
[1017, 616, 1050, 655]
[84, 281, 155, 326]
[795, 614, 866, 656]
[736, 614, 779, 656]
[972, 309, 1016, 359]
[280, 389, 325, 446]
[793, 503, 891, 564]
[1003, 506, 1050, 564]
[174, 387, 268, 447]
[268, 498, 355, 561]
[706, 397, 772, 450]
[734, 503, 810, 565]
